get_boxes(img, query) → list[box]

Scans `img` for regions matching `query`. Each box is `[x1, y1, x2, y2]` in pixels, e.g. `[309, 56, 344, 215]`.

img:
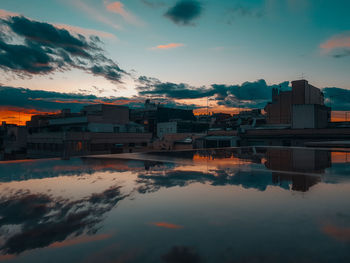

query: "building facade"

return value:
[265, 80, 330, 128]
[26, 104, 151, 158]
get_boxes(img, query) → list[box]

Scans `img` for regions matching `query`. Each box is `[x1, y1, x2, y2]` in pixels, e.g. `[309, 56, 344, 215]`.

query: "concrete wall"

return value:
[85, 105, 129, 124]
[292, 104, 329, 129]
[292, 105, 315, 129]
[291, 80, 324, 105]
[157, 122, 177, 138]
[265, 91, 292, 124]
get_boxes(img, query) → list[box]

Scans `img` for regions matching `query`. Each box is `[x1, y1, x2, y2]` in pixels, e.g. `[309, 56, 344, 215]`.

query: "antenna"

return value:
[301, 72, 306, 80]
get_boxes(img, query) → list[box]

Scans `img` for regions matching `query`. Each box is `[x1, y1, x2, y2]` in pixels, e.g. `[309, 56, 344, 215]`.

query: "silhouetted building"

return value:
[265, 80, 330, 128]
[0, 122, 27, 160]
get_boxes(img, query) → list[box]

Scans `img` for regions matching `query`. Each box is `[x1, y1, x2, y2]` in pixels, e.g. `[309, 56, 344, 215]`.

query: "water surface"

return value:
[0, 147, 349, 262]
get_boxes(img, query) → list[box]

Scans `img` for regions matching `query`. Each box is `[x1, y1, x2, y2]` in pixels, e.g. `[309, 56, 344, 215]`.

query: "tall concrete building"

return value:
[265, 80, 330, 128]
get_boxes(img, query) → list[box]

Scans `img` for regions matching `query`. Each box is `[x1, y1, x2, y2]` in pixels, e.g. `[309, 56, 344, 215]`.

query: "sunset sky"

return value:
[0, 0, 350, 124]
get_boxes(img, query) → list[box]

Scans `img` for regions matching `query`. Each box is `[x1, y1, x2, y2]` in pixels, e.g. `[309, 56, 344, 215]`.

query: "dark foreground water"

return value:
[0, 147, 349, 263]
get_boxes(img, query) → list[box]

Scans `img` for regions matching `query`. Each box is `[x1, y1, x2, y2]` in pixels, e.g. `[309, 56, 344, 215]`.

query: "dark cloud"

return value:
[140, 78, 350, 111]
[0, 85, 98, 112]
[323, 87, 350, 110]
[138, 76, 214, 99]
[0, 85, 199, 113]
[137, 76, 290, 108]
[217, 80, 290, 108]
[0, 40, 54, 74]
[164, 0, 202, 26]
[0, 16, 125, 82]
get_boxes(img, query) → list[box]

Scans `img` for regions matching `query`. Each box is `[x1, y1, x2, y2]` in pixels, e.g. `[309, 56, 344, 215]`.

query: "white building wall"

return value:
[157, 122, 177, 138]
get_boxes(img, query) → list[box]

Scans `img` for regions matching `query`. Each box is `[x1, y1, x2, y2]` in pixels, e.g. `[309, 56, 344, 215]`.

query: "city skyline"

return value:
[0, 0, 350, 124]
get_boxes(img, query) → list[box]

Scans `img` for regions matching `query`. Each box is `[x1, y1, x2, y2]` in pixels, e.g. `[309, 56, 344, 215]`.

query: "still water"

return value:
[0, 147, 349, 263]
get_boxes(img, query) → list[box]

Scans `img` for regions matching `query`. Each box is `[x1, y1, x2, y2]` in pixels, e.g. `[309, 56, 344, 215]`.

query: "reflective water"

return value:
[0, 147, 349, 263]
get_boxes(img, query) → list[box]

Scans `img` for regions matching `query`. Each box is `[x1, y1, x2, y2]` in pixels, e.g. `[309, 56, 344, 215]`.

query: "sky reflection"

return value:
[0, 147, 349, 262]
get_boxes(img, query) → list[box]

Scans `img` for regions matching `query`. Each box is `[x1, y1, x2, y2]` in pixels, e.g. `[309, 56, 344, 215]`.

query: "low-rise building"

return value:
[26, 104, 151, 158]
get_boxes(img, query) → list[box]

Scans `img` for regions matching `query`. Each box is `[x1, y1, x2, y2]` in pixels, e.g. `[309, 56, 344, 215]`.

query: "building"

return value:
[27, 104, 131, 133]
[265, 80, 330, 128]
[26, 104, 151, 158]
[130, 100, 196, 136]
[0, 122, 27, 160]
[292, 104, 330, 129]
[157, 120, 209, 138]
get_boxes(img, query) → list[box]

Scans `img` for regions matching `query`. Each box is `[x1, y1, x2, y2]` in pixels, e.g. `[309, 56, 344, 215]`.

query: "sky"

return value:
[0, 0, 350, 124]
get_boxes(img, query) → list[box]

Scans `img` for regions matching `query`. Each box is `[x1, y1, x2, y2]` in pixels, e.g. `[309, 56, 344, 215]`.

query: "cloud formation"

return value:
[152, 43, 185, 49]
[0, 15, 125, 82]
[0, 85, 201, 118]
[54, 24, 117, 39]
[105, 1, 143, 26]
[164, 0, 202, 26]
[74, 0, 122, 30]
[0, 186, 125, 255]
[323, 87, 350, 110]
[137, 76, 290, 108]
[0, 85, 143, 112]
[320, 32, 350, 58]
[0, 9, 18, 18]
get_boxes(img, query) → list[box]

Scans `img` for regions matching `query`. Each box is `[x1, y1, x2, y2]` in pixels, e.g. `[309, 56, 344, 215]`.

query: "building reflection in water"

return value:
[264, 148, 331, 192]
[0, 147, 349, 260]
[142, 147, 334, 192]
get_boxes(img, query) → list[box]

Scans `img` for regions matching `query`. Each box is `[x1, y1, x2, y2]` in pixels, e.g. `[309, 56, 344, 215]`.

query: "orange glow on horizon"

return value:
[0, 106, 57, 126]
[331, 111, 350, 122]
[175, 98, 242, 115]
[331, 152, 350, 163]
